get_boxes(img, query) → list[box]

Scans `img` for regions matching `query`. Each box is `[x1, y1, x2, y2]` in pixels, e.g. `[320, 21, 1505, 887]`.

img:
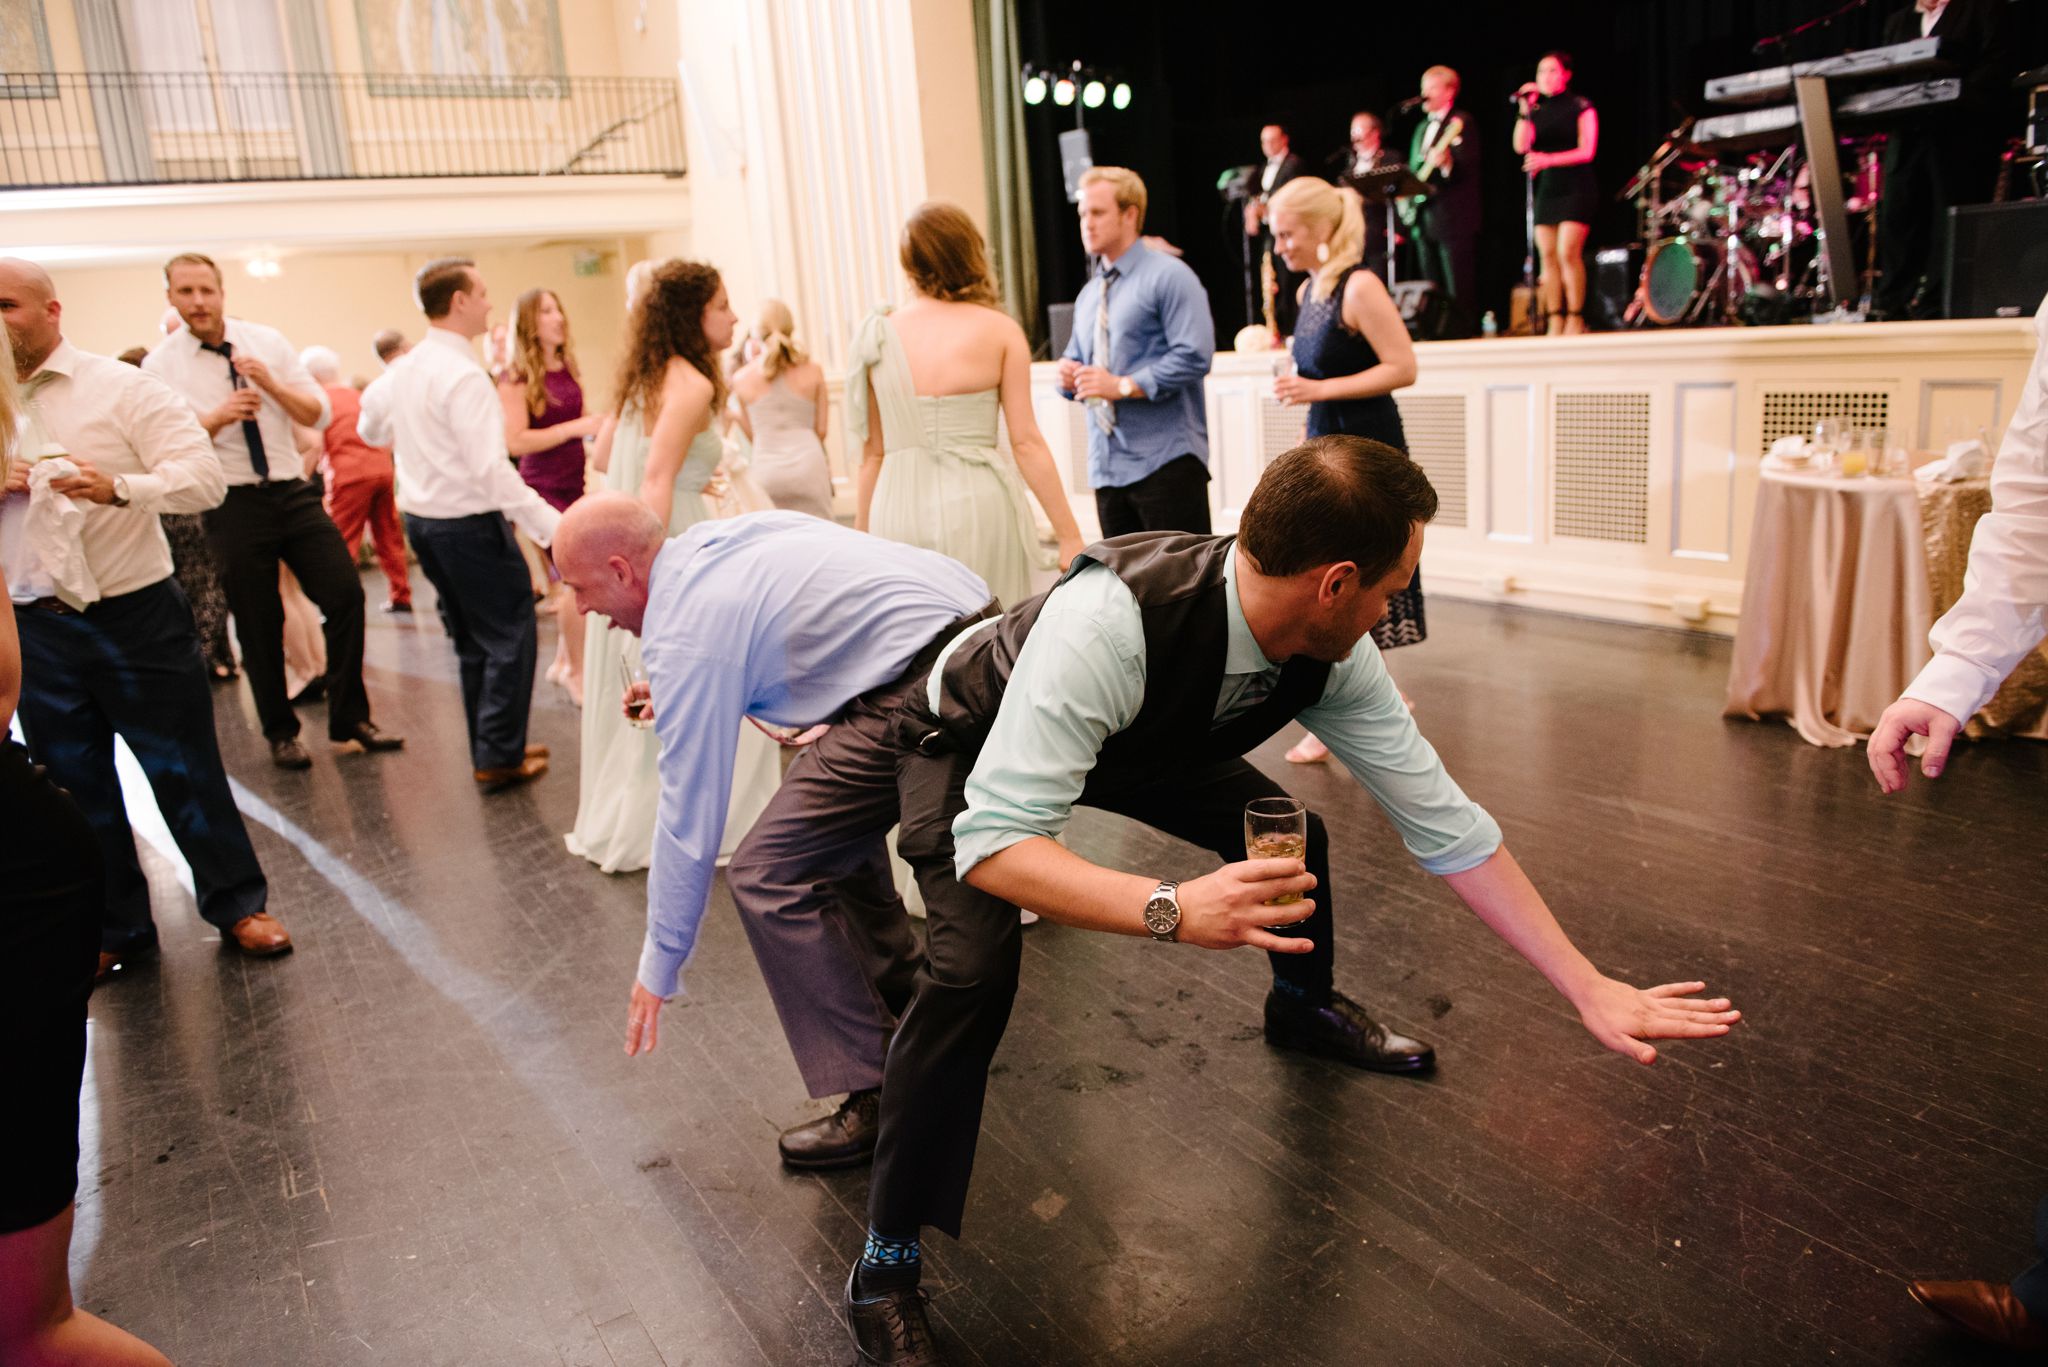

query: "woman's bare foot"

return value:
[1285, 735, 1330, 764]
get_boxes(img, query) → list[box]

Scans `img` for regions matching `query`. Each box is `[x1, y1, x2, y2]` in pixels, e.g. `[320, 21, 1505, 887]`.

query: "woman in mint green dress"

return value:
[851, 201, 1083, 606]
[568, 261, 781, 873]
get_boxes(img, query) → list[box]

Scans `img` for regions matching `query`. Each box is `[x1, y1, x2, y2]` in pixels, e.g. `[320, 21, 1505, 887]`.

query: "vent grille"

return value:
[1760, 390, 1891, 455]
[1553, 392, 1650, 544]
[1396, 394, 1467, 528]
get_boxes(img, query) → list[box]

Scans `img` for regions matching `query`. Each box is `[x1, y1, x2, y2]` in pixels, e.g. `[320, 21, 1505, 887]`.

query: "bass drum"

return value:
[1641, 237, 1718, 326]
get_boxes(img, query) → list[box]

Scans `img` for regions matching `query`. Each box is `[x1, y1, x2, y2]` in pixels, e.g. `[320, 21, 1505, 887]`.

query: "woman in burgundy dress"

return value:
[501, 288, 605, 703]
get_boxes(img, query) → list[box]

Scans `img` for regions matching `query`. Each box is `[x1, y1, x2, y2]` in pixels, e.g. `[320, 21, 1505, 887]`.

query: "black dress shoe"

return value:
[844, 1264, 944, 1366]
[333, 722, 405, 754]
[380, 600, 413, 614]
[289, 677, 328, 706]
[1264, 988, 1436, 1073]
[779, 1088, 879, 1170]
[270, 737, 313, 770]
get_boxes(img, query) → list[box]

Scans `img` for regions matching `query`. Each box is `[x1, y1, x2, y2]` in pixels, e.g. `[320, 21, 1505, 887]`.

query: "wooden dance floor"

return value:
[73, 573, 2048, 1366]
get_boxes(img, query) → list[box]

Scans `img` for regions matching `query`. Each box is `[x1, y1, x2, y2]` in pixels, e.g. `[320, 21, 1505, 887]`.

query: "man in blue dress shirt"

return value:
[1059, 166, 1217, 537]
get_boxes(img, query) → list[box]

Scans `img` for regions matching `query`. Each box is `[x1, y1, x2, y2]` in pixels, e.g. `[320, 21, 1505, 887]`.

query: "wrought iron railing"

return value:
[0, 72, 686, 189]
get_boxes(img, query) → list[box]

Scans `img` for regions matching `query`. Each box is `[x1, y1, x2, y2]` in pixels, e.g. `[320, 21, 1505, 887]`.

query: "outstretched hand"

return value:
[624, 981, 665, 1056]
[1574, 978, 1739, 1065]
[1176, 858, 1317, 953]
[1867, 698, 1961, 793]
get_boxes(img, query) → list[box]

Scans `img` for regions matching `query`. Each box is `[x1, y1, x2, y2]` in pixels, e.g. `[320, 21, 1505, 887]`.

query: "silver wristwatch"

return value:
[1142, 879, 1181, 942]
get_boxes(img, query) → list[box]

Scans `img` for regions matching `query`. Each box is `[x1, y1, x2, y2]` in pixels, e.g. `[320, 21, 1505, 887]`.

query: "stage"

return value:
[1023, 317, 2041, 636]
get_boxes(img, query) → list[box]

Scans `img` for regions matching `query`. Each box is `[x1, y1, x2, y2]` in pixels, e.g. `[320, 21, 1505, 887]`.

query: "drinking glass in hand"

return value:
[621, 646, 654, 730]
[1244, 797, 1309, 904]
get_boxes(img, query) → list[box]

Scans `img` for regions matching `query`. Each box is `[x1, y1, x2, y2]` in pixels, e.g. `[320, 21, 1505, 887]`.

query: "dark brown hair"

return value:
[613, 259, 725, 428]
[508, 287, 580, 419]
[1238, 435, 1438, 582]
[162, 251, 221, 285]
[414, 256, 477, 320]
[900, 202, 1001, 309]
[1540, 49, 1575, 75]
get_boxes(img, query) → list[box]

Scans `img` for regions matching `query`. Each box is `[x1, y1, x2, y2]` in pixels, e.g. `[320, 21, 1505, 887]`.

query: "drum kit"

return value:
[1620, 121, 1884, 327]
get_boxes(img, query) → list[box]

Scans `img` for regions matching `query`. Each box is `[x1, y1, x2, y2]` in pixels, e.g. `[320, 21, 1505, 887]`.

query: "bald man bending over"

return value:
[555, 495, 995, 1168]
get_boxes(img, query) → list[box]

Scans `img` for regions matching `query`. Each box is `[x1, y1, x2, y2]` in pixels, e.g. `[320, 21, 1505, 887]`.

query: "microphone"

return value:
[1394, 95, 1425, 111]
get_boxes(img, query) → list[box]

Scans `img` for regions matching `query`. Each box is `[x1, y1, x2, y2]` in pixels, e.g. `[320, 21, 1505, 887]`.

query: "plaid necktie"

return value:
[200, 338, 270, 479]
[1088, 263, 1118, 435]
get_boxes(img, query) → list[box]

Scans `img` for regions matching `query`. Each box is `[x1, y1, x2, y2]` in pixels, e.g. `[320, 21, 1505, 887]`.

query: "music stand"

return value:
[1349, 163, 1429, 287]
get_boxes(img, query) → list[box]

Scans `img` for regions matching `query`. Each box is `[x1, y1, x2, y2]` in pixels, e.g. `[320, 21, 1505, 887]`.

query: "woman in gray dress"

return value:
[729, 299, 835, 519]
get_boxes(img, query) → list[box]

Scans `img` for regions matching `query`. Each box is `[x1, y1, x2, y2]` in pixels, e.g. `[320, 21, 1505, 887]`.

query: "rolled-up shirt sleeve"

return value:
[273, 336, 331, 431]
[451, 367, 562, 545]
[1902, 295, 2048, 723]
[1299, 645, 1503, 875]
[951, 567, 1146, 877]
[118, 370, 226, 514]
[1125, 266, 1215, 401]
[636, 642, 746, 999]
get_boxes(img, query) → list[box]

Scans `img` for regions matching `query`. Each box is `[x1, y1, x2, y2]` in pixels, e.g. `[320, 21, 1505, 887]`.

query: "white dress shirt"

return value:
[357, 326, 561, 545]
[635, 511, 990, 998]
[1260, 154, 1284, 194]
[3, 339, 226, 604]
[143, 317, 329, 484]
[1920, 0, 1949, 37]
[1902, 291, 2048, 722]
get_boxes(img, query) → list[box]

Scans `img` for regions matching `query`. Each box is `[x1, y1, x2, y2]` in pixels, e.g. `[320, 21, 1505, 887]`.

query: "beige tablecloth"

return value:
[1726, 467, 2048, 746]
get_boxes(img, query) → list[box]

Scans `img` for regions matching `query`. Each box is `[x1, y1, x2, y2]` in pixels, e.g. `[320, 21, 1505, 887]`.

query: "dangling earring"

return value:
[1315, 242, 1330, 264]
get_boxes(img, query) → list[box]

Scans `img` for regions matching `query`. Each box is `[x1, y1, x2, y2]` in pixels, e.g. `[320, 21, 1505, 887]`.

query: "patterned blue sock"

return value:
[856, 1227, 921, 1294]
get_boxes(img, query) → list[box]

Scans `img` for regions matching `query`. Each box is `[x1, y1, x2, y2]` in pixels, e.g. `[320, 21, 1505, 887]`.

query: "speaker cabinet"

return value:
[1946, 201, 2048, 319]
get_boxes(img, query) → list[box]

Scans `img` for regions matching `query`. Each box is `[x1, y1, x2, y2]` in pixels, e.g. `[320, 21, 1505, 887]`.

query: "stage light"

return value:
[1082, 78, 1106, 109]
[1023, 70, 1046, 105]
[1053, 76, 1075, 106]
[1112, 81, 1132, 110]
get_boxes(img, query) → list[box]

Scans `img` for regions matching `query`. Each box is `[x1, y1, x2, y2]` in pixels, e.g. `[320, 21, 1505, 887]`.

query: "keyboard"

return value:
[1692, 78, 1961, 152]
[1704, 36, 1946, 105]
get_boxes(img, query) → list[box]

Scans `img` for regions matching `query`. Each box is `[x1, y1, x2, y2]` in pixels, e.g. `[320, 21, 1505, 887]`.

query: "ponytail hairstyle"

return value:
[1268, 176, 1365, 302]
[754, 298, 808, 380]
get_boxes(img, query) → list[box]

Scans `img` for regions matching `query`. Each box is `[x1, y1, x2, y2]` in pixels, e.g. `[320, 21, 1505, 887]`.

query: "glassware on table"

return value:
[1244, 797, 1309, 905]
[1839, 427, 1874, 478]
[1812, 417, 1847, 473]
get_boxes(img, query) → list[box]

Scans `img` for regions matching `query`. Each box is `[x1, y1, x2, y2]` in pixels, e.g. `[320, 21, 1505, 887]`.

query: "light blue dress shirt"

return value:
[1060, 240, 1216, 490]
[940, 549, 1503, 880]
[637, 512, 990, 997]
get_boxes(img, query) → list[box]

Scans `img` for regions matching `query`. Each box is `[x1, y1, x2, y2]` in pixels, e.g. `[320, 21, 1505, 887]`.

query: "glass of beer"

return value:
[621, 645, 654, 730]
[1244, 797, 1309, 904]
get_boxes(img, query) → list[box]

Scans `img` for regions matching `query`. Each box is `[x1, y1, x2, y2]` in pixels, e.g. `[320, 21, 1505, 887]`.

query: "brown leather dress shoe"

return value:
[1909, 1280, 2048, 1350]
[525, 744, 549, 759]
[474, 754, 548, 789]
[226, 913, 294, 957]
[95, 951, 121, 984]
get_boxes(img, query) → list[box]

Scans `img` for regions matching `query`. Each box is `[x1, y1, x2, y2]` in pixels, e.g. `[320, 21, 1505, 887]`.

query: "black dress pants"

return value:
[403, 511, 536, 771]
[13, 581, 269, 952]
[871, 750, 1334, 1240]
[204, 479, 369, 740]
[1093, 454, 1213, 538]
[1416, 219, 1480, 338]
[0, 741, 102, 1233]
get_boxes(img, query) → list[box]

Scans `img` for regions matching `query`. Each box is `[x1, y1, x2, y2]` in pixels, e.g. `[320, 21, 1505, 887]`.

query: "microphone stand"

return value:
[1751, 0, 1868, 58]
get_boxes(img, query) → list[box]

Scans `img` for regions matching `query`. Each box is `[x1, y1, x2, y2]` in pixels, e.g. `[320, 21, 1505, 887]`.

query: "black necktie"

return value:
[201, 338, 269, 480]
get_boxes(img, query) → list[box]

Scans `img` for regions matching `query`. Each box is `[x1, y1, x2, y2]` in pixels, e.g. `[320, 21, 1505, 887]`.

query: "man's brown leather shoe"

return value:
[1909, 1280, 2048, 1350]
[525, 744, 548, 759]
[227, 913, 294, 957]
[474, 754, 548, 789]
[95, 951, 121, 983]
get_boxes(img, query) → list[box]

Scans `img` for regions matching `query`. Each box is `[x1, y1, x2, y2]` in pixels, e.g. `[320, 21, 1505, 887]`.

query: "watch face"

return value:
[1143, 897, 1177, 935]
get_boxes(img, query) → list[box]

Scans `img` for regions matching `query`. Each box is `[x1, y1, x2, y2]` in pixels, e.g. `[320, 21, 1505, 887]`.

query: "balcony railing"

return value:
[0, 72, 686, 190]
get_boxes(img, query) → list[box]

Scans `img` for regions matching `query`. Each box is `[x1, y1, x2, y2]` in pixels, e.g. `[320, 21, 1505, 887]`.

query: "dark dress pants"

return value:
[1416, 216, 1480, 338]
[870, 752, 1335, 1240]
[0, 740, 102, 1233]
[13, 581, 269, 952]
[204, 479, 369, 740]
[2017, 1196, 2048, 1320]
[403, 512, 536, 771]
[1093, 454, 1213, 538]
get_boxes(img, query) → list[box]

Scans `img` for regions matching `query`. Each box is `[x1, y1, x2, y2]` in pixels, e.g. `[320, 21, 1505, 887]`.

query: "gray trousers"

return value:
[723, 672, 936, 1100]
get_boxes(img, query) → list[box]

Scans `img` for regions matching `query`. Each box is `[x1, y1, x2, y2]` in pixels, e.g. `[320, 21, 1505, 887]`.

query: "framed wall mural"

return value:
[1, 1, 56, 99]
[355, 0, 567, 95]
